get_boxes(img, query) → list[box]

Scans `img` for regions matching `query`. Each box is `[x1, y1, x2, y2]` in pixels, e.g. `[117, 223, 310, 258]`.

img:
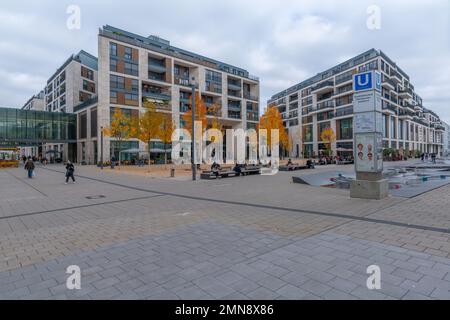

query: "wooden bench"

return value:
[279, 164, 308, 171]
[200, 166, 261, 179]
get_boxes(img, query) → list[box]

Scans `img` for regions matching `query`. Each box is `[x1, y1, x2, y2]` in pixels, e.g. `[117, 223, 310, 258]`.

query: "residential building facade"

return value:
[42, 50, 98, 161]
[96, 25, 260, 162]
[21, 91, 45, 111]
[268, 49, 445, 159]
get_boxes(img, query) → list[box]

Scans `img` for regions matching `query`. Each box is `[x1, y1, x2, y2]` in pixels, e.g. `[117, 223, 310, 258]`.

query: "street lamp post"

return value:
[191, 78, 196, 181]
[100, 126, 104, 170]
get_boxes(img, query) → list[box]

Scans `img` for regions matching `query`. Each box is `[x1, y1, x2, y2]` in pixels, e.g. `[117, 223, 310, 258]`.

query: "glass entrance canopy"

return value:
[0, 107, 76, 146]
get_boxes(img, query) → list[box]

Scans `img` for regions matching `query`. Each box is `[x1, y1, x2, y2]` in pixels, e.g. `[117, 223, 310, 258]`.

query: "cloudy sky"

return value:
[1, 0, 449, 121]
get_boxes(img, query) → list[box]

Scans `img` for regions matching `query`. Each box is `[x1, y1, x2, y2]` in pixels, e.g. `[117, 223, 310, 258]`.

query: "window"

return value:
[110, 43, 117, 56]
[125, 93, 138, 101]
[79, 91, 92, 102]
[131, 79, 139, 92]
[110, 58, 117, 72]
[125, 62, 139, 76]
[83, 80, 95, 93]
[110, 91, 118, 104]
[338, 118, 353, 140]
[124, 47, 132, 60]
[110, 75, 125, 89]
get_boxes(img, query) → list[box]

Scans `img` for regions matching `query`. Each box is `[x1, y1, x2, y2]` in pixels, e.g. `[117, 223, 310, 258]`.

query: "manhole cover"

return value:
[86, 195, 106, 200]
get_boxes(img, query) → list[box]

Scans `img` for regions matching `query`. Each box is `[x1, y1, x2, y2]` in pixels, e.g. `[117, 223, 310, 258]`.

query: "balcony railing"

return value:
[243, 92, 258, 101]
[175, 77, 190, 86]
[228, 90, 241, 98]
[142, 90, 171, 101]
[317, 100, 335, 110]
[382, 101, 397, 113]
[228, 103, 241, 111]
[382, 77, 396, 88]
[227, 81, 242, 91]
[311, 80, 334, 92]
[334, 106, 353, 117]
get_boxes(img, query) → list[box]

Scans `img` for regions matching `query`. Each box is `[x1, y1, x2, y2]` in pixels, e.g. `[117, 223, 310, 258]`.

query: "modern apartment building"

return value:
[21, 91, 45, 111]
[443, 122, 450, 157]
[45, 50, 98, 113]
[268, 49, 445, 158]
[42, 50, 98, 161]
[94, 25, 260, 162]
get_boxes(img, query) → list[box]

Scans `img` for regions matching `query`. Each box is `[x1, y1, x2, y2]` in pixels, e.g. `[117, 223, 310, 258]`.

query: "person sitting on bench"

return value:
[211, 161, 221, 178]
[306, 159, 315, 169]
[233, 163, 242, 176]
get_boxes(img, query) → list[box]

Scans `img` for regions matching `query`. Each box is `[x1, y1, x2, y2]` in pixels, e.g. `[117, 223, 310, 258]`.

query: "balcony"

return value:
[317, 100, 335, 110]
[247, 111, 259, 122]
[399, 87, 413, 99]
[227, 80, 242, 91]
[175, 76, 191, 87]
[390, 70, 402, 83]
[335, 106, 353, 117]
[148, 59, 166, 74]
[399, 108, 414, 119]
[228, 90, 242, 98]
[382, 77, 396, 90]
[142, 90, 171, 102]
[382, 100, 397, 113]
[228, 102, 241, 111]
[205, 84, 222, 94]
[302, 106, 315, 115]
[311, 80, 334, 94]
[243, 92, 258, 101]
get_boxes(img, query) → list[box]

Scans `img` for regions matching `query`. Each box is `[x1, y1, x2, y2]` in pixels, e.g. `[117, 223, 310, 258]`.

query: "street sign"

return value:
[353, 71, 381, 92]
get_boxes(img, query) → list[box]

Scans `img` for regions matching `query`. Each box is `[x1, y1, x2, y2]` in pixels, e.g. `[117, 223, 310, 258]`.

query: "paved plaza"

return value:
[1, 162, 450, 299]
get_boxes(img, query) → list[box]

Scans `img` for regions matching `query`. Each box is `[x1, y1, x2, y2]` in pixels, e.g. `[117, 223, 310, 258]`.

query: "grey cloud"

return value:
[0, 0, 448, 122]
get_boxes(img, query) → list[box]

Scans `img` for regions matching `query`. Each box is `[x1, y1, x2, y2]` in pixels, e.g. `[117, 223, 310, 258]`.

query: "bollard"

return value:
[170, 168, 175, 177]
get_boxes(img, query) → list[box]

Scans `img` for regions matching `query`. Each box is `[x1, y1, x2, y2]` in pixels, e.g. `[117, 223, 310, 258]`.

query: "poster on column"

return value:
[355, 133, 382, 173]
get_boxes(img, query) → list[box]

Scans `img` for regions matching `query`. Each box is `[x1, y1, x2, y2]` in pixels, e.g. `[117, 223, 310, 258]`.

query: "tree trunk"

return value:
[148, 141, 151, 173]
[164, 143, 167, 169]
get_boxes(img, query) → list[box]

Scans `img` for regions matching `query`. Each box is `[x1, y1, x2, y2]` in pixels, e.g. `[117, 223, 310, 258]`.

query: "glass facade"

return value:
[0, 107, 76, 145]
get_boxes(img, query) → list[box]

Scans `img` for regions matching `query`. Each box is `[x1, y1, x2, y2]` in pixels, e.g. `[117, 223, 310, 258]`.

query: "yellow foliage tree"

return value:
[207, 103, 223, 132]
[320, 127, 336, 156]
[182, 93, 208, 136]
[103, 108, 133, 163]
[132, 100, 163, 168]
[158, 112, 175, 167]
[257, 106, 289, 153]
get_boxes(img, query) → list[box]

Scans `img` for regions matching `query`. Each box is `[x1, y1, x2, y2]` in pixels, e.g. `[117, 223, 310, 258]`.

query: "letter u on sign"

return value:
[354, 72, 372, 91]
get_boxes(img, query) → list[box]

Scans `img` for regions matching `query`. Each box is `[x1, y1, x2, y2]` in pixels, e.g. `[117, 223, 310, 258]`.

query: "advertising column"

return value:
[350, 71, 388, 199]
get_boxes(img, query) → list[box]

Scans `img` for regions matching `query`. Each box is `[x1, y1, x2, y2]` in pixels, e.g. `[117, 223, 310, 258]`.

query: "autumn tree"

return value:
[320, 127, 336, 157]
[182, 92, 208, 135]
[207, 103, 223, 132]
[158, 112, 175, 167]
[103, 108, 133, 163]
[257, 106, 289, 155]
[132, 100, 163, 169]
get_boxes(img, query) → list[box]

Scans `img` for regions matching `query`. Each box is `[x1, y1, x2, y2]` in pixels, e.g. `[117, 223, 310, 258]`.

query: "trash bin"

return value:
[170, 168, 175, 177]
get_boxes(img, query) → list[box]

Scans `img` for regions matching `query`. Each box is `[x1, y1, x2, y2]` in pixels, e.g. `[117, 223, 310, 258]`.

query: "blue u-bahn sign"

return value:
[353, 71, 381, 92]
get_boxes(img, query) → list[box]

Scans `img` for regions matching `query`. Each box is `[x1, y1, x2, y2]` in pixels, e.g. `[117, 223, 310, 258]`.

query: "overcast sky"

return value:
[1, 0, 449, 122]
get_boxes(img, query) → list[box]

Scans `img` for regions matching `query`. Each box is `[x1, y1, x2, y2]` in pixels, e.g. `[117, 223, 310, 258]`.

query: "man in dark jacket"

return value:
[65, 161, 76, 184]
[24, 157, 35, 178]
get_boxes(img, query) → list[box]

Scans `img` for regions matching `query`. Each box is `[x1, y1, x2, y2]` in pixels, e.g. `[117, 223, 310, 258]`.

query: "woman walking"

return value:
[65, 161, 76, 184]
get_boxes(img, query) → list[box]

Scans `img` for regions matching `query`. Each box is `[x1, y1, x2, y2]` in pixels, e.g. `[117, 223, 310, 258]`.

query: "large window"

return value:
[110, 43, 117, 57]
[124, 47, 132, 60]
[110, 75, 125, 89]
[303, 124, 313, 142]
[124, 62, 139, 76]
[338, 118, 353, 140]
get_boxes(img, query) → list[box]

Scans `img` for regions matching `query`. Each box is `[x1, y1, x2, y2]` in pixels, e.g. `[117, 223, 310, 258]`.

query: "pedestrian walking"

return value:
[24, 157, 35, 179]
[65, 161, 76, 184]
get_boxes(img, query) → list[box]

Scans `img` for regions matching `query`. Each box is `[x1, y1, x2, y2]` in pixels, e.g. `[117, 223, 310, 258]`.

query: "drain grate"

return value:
[85, 195, 106, 200]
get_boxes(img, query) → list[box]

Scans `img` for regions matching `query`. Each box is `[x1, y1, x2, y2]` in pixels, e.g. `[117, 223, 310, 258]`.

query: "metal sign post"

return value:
[350, 71, 388, 199]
